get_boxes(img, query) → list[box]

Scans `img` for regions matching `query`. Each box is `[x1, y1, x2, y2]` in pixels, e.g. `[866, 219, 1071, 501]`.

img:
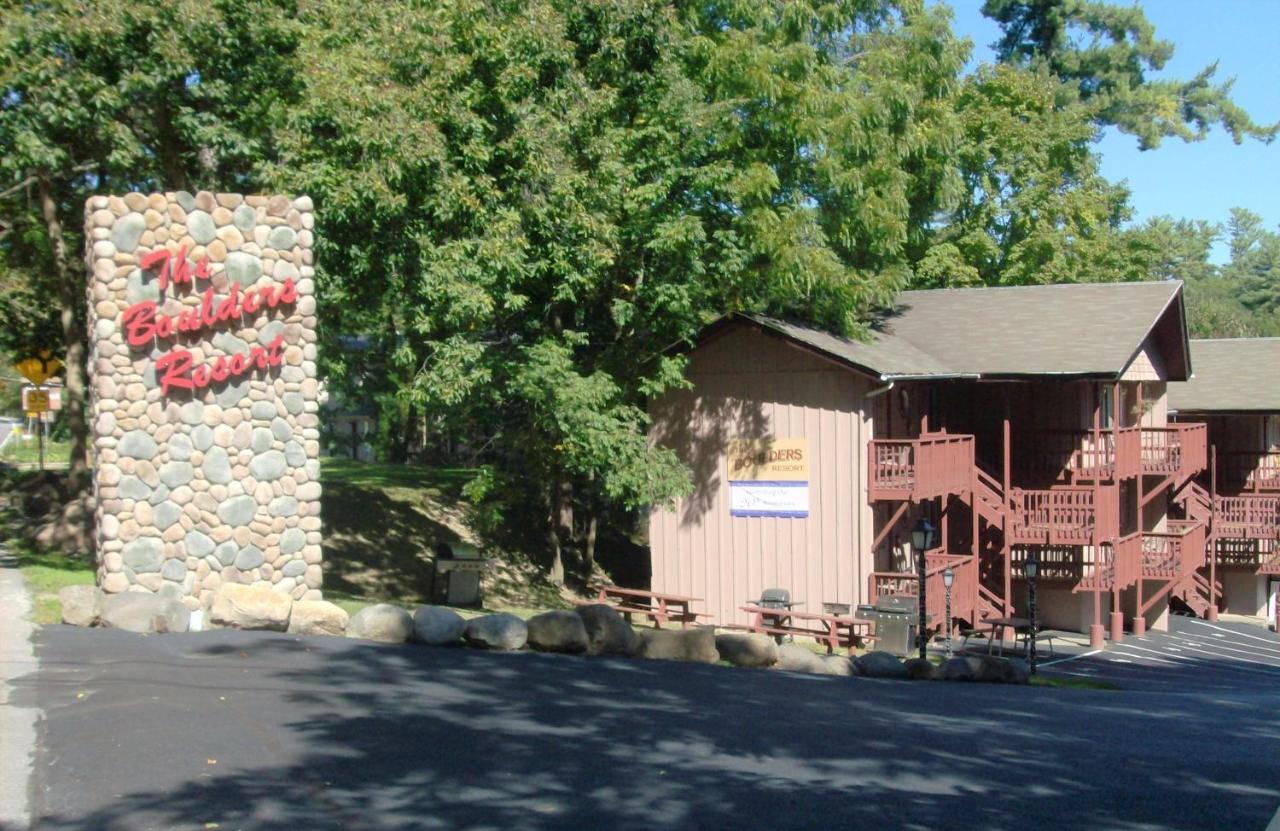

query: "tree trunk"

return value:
[546, 477, 574, 586]
[583, 513, 598, 578]
[38, 173, 90, 488]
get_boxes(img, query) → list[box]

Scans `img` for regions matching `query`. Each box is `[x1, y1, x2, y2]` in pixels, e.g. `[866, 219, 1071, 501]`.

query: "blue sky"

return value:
[941, 0, 1280, 263]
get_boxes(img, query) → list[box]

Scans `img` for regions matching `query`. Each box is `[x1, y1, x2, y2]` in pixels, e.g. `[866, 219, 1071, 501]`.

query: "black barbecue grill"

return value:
[856, 596, 932, 656]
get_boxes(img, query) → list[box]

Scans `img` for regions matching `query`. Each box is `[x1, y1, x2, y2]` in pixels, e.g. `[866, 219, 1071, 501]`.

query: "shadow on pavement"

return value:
[20, 627, 1280, 831]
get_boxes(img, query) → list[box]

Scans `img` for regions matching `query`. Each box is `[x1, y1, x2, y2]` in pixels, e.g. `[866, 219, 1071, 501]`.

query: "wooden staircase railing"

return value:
[867, 552, 979, 627]
[1009, 485, 1118, 546]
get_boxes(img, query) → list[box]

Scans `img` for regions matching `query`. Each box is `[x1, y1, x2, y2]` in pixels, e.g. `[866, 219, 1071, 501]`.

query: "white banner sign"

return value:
[730, 481, 809, 518]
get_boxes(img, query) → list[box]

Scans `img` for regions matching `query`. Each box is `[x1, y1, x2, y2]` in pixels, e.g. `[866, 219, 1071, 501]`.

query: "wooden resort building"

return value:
[1169, 339, 1280, 628]
[649, 281, 1212, 647]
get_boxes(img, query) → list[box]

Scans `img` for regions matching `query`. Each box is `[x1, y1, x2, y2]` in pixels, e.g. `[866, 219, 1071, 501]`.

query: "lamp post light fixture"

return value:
[911, 518, 937, 662]
[942, 566, 955, 658]
[1025, 557, 1039, 676]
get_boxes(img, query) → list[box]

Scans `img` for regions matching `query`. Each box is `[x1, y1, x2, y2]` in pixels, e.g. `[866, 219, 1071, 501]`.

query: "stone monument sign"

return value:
[86, 191, 322, 610]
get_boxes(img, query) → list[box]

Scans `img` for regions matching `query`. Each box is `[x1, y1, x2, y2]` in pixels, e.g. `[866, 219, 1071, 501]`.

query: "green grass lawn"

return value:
[0, 436, 72, 467]
[1030, 674, 1119, 691]
[2, 459, 567, 625]
[10, 543, 96, 625]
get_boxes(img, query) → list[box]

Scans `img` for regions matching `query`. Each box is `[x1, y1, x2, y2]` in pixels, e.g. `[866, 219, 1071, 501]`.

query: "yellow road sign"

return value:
[22, 387, 50, 414]
[15, 352, 62, 386]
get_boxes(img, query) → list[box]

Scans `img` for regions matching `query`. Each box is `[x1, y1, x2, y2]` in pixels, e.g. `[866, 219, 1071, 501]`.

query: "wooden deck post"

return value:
[1209, 445, 1219, 622]
[1002, 397, 1012, 615]
[1091, 588, 1104, 648]
[1134, 384, 1146, 636]
[1109, 381, 1125, 643]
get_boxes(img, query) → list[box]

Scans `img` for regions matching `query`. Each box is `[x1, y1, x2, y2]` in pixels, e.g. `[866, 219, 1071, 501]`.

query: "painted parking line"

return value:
[1111, 642, 1280, 679]
[1037, 648, 1102, 668]
[1164, 641, 1280, 671]
[1108, 647, 1180, 666]
[1186, 618, 1280, 646]
[1166, 632, 1280, 661]
[1169, 632, 1280, 654]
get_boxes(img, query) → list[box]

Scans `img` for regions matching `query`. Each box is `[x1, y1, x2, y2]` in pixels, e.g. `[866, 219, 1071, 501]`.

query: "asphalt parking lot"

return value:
[10, 621, 1280, 831]
[1040, 616, 1280, 693]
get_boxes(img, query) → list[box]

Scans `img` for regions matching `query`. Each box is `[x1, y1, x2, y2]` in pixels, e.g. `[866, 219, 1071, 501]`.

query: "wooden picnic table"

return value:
[979, 616, 1030, 656]
[738, 604, 871, 654]
[595, 585, 709, 629]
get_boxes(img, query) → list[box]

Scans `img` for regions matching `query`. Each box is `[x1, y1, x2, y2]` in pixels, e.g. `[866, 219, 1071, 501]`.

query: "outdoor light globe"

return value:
[942, 566, 954, 588]
[1025, 559, 1038, 579]
[911, 518, 936, 552]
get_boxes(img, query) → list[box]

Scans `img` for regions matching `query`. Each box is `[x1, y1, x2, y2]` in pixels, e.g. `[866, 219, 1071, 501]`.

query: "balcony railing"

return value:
[1214, 495, 1280, 540]
[1017, 431, 1116, 481]
[868, 433, 974, 502]
[1020, 424, 1206, 483]
[1009, 485, 1118, 546]
[1116, 423, 1207, 480]
[1220, 452, 1280, 493]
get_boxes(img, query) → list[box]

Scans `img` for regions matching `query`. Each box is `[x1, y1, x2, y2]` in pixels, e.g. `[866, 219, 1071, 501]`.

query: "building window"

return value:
[1099, 385, 1113, 430]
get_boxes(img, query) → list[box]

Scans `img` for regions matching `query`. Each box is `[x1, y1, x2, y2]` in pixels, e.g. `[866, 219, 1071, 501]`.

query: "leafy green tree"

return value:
[1223, 208, 1280, 320]
[983, 0, 1278, 149]
[0, 0, 302, 482]
[274, 0, 969, 581]
[919, 63, 1152, 287]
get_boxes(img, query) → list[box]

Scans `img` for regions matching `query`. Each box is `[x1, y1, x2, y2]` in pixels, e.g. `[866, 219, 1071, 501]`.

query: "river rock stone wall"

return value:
[85, 191, 322, 610]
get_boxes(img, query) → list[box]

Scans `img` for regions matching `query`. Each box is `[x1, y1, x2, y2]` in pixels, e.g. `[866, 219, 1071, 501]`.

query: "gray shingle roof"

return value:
[736, 281, 1189, 381]
[744, 315, 964, 380]
[1168, 339, 1280, 413]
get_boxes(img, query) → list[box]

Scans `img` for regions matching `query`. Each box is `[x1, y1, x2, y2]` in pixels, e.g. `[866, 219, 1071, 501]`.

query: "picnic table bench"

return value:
[593, 585, 711, 629]
[966, 616, 1056, 658]
[736, 604, 872, 654]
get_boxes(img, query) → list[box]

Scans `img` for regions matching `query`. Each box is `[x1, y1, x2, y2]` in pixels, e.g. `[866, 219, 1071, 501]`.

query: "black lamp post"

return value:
[1025, 557, 1039, 675]
[911, 518, 936, 661]
[942, 566, 955, 658]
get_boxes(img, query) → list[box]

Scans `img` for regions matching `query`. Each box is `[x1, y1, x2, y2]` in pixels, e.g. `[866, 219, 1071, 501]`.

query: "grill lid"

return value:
[874, 595, 919, 615]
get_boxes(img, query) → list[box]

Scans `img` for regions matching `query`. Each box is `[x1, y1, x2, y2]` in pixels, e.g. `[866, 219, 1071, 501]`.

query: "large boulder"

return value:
[635, 627, 718, 664]
[574, 604, 638, 656]
[210, 584, 292, 631]
[287, 600, 349, 637]
[773, 644, 852, 676]
[939, 654, 1017, 683]
[526, 610, 589, 654]
[59, 585, 103, 627]
[715, 633, 778, 668]
[100, 593, 190, 634]
[903, 657, 939, 681]
[820, 654, 855, 677]
[346, 604, 414, 643]
[412, 605, 467, 646]
[1004, 658, 1032, 685]
[464, 613, 528, 650]
[852, 650, 909, 679]
[463, 609, 527, 647]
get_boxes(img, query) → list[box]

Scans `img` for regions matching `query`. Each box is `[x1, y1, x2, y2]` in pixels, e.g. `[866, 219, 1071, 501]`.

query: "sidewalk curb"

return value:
[0, 548, 38, 830]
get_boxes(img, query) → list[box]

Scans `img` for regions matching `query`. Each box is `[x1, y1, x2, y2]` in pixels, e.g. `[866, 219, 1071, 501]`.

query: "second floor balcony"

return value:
[868, 433, 974, 502]
[1020, 423, 1207, 483]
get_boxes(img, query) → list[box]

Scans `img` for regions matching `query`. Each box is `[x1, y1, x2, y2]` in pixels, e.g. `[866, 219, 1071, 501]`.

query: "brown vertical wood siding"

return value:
[648, 325, 875, 626]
